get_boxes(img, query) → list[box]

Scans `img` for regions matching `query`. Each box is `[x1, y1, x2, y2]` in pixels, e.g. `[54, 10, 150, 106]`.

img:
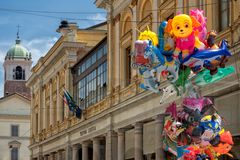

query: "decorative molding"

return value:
[0, 114, 30, 120]
[0, 136, 29, 140]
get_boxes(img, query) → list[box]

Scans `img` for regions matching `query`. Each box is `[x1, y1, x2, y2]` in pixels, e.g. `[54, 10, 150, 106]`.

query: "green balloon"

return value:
[175, 67, 191, 88]
[193, 66, 235, 86]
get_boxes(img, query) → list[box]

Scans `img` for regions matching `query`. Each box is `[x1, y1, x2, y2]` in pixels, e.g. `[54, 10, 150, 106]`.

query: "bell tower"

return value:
[3, 30, 32, 98]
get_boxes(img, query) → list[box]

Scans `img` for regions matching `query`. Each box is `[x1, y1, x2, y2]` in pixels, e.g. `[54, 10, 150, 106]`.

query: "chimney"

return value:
[57, 20, 78, 42]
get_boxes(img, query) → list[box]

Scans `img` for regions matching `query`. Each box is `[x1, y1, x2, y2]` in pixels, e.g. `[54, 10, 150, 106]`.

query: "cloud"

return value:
[22, 37, 58, 65]
[0, 37, 58, 97]
[87, 13, 106, 25]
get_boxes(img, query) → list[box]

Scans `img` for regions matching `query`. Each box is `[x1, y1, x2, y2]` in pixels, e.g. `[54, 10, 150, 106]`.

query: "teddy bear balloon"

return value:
[166, 14, 205, 61]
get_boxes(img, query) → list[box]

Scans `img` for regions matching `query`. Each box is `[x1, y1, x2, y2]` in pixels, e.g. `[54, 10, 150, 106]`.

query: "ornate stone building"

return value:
[28, 0, 240, 160]
[26, 21, 107, 160]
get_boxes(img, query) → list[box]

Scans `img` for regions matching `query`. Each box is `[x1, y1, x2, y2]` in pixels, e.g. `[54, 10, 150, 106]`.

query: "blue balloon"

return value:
[158, 21, 168, 51]
[182, 40, 231, 65]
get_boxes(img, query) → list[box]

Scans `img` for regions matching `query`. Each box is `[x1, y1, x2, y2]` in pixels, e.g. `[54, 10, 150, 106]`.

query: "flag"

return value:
[63, 90, 82, 118]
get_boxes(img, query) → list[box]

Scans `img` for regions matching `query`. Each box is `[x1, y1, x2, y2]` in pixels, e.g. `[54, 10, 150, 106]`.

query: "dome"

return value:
[5, 39, 31, 60]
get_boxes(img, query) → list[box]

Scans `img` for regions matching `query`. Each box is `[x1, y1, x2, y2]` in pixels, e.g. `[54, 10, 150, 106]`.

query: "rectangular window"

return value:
[97, 47, 103, 59]
[36, 113, 38, 132]
[103, 44, 107, 55]
[125, 46, 132, 86]
[11, 148, 18, 160]
[75, 40, 107, 109]
[11, 125, 19, 137]
[82, 62, 86, 73]
[219, 0, 229, 31]
[78, 65, 82, 75]
[92, 53, 97, 64]
[77, 62, 107, 109]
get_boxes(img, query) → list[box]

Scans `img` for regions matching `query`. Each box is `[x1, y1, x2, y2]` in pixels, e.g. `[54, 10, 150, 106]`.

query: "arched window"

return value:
[140, 0, 152, 20]
[15, 66, 25, 80]
[122, 16, 132, 35]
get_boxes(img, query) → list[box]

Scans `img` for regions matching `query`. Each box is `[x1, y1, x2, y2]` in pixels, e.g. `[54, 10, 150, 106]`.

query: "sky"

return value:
[0, 0, 106, 97]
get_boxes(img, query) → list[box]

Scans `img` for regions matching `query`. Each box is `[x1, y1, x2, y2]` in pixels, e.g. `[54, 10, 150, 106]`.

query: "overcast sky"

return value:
[0, 0, 106, 97]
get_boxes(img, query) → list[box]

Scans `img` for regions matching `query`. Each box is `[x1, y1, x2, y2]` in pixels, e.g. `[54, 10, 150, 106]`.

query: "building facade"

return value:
[28, 0, 240, 160]
[0, 93, 31, 160]
[26, 21, 107, 160]
[0, 37, 31, 160]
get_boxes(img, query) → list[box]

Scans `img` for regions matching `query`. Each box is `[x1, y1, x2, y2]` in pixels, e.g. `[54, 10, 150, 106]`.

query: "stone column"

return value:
[49, 80, 54, 126]
[43, 155, 49, 160]
[93, 138, 101, 160]
[64, 67, 70, 118]
[152, 0, 159, 33]
[82, 141, 89, 160]
[72, 144, 80, 160]
[117, 129, 125, 160]
[49, 153, 55, 160]
[155, 115, 165, 160]
[38, 78, 43, 134]
[114, 14, 120, 88]
[106, 130, 117, 160]
[38, 154, 43, 160]
[56, 73, 62, 122]
[65, 144, 72, 160]
[134, 123, 143, 160]
[56, 151, 62, 160]
[106, 4, 113, 95]
[43, 86, 47, 129]
[32, 109, 36, 137]
[131, 0, 137, 77]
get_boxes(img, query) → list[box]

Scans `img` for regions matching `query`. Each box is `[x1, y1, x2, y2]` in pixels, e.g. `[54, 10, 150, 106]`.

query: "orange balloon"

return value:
[213, 131, 233, 155]
[213, 143, 232, 155]
[220, 131, 233, 145]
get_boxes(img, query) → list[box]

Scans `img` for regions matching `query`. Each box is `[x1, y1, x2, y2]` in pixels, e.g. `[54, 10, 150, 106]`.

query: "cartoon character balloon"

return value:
[166, 14, 205, 59]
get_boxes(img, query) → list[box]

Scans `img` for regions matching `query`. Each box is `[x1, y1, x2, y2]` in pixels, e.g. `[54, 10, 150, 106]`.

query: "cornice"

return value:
[0, 114, 30, 120]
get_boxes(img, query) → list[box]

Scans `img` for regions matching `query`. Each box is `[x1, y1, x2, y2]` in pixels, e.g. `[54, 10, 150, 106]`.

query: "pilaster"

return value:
[117, 129, 126, 160]
[114, 14, 121, 89]
[154, 115, 165, 160]
[72, 144, 80, 160]
[106, 130, 118, 160]
[93, 137, 101, 160]
[49, 80, 54, 126]
[82, 141, 89, 160]
[134, 122, 143, 160]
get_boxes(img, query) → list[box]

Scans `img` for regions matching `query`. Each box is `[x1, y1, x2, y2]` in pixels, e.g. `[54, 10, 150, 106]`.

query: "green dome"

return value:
[5, 39, 31, 60]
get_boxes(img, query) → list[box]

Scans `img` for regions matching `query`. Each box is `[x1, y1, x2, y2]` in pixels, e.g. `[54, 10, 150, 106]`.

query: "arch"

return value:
[121, 13, 132, 36]
[139, 0, 152, 20]
[15, 66, 25, 80]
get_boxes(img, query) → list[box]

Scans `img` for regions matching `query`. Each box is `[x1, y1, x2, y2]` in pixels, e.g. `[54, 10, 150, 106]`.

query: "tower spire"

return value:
[16, 25, 21, 44]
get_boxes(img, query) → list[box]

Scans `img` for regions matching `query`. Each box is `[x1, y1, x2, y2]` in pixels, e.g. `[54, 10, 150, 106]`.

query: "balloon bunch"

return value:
[132, 9, 236, 159]
[132, 9, 235, 94]
[162, 97, 234, 159]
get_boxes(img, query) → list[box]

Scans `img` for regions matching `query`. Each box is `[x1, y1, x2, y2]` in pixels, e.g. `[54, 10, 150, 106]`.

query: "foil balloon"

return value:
[182, 40, 231, 74]
[193, 65, 235, 86]
[213, 131, 234, 156]
[166, 14, 205, 59]
[190, 9, 207, 42]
